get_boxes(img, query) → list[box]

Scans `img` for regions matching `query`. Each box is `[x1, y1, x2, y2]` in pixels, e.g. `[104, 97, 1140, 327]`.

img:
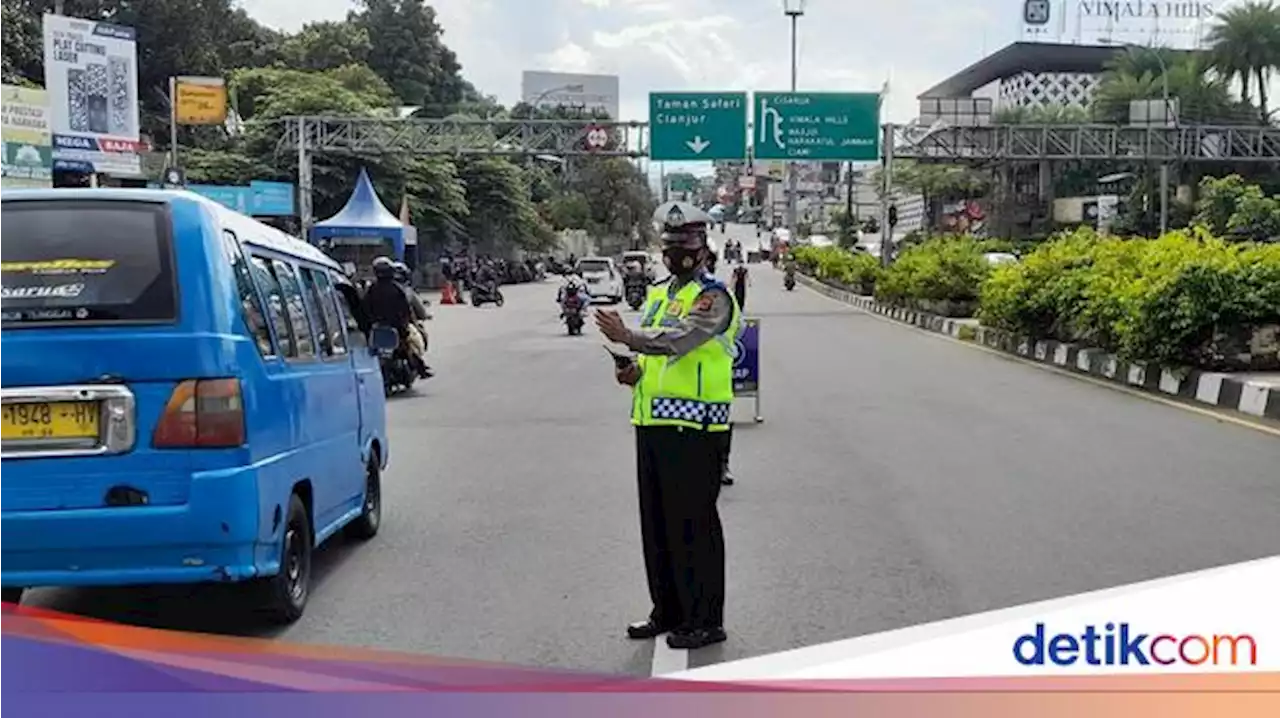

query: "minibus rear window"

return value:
[0, 200, 177, 327]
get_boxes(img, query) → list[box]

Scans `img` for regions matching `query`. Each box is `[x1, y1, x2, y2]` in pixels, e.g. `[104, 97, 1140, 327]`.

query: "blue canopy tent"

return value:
[310, 167, 408, 263]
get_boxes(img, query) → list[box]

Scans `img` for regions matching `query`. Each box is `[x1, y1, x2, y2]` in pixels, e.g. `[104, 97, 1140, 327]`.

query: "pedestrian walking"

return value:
[594, 200, 741, 650]
[730, 263, 749, 311]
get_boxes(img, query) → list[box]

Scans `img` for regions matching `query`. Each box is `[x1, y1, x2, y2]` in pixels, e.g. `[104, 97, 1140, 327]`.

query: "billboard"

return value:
[183, 180, 297, 216]
[1, 85, 53, 188]
[1021, 1, 1219, 49]
[521, 71, 620, 120]
[42, 13, 143, 176]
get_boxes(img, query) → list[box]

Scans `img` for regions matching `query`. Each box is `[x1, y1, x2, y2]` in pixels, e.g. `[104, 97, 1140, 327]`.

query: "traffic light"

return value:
[888, 204, 899, 227]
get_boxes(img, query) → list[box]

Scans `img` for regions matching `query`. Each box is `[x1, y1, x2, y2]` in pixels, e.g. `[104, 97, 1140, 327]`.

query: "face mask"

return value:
[663, 247, 702, 275]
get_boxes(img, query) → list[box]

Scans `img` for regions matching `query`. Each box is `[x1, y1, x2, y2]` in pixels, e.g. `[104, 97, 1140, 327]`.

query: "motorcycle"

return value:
[371, 324, 416, 395]
[561, 290, 587, 336]
[783, 267, 796, 291]
[624, 274, 647, 310]
[471, 280, 505, 307]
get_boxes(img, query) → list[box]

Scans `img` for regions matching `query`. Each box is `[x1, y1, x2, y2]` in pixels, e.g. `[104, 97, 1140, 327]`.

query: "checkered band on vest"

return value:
[704, 402, 731, 426]
[650, 398, 731, 425]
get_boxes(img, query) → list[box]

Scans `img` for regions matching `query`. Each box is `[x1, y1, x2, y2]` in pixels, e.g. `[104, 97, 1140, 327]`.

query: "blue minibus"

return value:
[1, 189, 392, 623]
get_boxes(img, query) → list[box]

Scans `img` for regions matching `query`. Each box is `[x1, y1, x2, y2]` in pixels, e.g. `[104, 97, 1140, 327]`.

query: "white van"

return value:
[575, 257, 623, 303]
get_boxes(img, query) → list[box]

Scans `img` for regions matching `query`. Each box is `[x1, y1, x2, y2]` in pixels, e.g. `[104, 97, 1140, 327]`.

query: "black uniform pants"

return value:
[635, 426, 727, 630]
[721, 425, 733, 476]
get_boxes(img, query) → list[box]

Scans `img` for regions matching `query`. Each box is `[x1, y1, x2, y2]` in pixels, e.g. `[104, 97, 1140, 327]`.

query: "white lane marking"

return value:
[651, 636, 690, 676]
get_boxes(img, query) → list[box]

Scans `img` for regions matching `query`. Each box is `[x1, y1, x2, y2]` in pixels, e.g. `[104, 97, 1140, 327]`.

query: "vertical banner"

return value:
[42, 13, 142, 176]
[174, 76, 227, 125]
[1, 85, 53, 188]
[733, 318, 760, 395]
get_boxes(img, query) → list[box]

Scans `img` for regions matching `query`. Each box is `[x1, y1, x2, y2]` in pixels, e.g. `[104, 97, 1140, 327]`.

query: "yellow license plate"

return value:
[0, 401, 100, 441]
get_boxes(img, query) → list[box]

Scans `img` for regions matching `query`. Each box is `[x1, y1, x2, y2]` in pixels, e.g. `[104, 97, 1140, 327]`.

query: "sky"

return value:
[246, 0, 1024, 125]
[245, 0, 1274, 180]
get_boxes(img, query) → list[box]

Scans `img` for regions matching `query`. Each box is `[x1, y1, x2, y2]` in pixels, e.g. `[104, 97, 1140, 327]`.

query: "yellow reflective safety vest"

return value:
[630, 274, 742, 432]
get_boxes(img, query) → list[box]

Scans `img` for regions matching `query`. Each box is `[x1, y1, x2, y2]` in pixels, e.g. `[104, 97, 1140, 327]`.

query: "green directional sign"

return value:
[752, 92, 881, 161]
[649, 92, 748, 161]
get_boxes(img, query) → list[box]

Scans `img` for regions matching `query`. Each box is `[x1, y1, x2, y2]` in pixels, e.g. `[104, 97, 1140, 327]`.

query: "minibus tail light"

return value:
[153, 379, 246, 448]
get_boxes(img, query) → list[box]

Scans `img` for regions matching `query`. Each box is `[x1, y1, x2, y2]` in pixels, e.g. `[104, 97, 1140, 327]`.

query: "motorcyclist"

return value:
[364, 257, 430, 379]
[558, 270, 592, 307]
[476, 258, 498, 290]
[393, 261, 434, 378]
[623, 256, 645, 278]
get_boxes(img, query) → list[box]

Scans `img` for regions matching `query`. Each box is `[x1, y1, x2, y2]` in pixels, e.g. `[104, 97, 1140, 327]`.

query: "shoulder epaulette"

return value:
[697, 273, 728, 292]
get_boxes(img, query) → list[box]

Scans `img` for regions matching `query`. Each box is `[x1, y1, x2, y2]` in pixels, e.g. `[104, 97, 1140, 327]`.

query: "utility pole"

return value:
[844, 161, 854, 243]
[782, 0, 806, 238]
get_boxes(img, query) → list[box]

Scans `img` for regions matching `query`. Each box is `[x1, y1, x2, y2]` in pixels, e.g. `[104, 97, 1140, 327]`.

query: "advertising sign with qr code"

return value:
[42, 13, 141, 175]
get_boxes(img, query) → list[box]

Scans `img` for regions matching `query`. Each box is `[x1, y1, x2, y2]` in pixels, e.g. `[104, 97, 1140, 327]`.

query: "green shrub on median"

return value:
[792, 245, 882, 294]
[874, 236, 990, 313]
[978, 227, 1280, 369]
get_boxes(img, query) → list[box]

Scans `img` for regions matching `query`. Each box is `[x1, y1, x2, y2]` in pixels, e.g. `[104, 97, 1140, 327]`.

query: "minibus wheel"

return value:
[257, 493, 312, 624]
[346, 457, 382, 540]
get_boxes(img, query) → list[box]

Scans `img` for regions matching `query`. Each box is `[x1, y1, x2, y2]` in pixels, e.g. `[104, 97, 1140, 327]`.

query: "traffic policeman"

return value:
[594, 201, 741, 650]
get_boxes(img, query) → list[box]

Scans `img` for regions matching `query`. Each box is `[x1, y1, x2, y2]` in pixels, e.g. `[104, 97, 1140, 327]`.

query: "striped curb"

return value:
[797, 272, 1280, 422]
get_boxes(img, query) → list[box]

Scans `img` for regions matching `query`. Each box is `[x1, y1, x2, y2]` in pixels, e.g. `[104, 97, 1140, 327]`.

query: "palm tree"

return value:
[1206, 0, 1280, 123]
[1091, 50, 1238, 124]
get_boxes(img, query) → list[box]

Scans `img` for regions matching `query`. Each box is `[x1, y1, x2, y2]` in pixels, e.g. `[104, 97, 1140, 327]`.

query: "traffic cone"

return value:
[441, 281, 458, 305]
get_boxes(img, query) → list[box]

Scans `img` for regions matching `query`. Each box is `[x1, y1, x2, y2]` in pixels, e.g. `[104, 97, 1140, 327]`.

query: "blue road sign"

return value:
[733, 317, 760, 395]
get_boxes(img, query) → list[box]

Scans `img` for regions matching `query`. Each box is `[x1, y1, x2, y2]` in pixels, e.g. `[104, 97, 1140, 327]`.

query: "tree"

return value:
[229, 66, 406, 217]
[350, 0, 467, 113]
[1206, 0, 1280, 123]
[405, 158, 469, 247]
[2, 0, 283, 139]
[1091, 50, 1241, 124]
[231, 66, 390, 122]
[1194, 174, 1253, 234]
[456, 157, 555, 254]
[879, 161, 990, 235]
[1227, 192, 1280, 241]
[542, 191, 593, 231]
[567, 158, 658, 253]
[1196, 174, 1280, 241]
[827, 208, 861, 248]
[279, 21, 372, 73]
[1, 0, 651, 260]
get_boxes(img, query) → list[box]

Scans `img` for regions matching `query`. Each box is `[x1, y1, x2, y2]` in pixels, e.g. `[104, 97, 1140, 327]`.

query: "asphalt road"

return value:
[25, 258, 1280, 676]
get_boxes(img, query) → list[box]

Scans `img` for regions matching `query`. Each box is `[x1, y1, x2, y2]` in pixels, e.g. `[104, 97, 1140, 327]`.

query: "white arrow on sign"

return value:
[685, 136, 711, 154]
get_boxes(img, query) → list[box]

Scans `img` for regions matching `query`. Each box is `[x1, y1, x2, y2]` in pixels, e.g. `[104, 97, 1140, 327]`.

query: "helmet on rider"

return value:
[392, 261, 411, 283]
[372, 256, 396, 280]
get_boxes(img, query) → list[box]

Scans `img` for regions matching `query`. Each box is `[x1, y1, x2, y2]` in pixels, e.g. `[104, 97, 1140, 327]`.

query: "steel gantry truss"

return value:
[283, 116, 649, 157]
[887, 123, 1280, 163]
[283, 115, 650, 234]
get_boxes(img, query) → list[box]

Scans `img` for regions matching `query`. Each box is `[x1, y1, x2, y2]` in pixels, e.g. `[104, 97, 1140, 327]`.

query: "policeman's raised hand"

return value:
[595, 309, 629, 344]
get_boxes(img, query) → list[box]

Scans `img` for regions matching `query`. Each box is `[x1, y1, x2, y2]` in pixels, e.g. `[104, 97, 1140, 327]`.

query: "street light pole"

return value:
[783, 0, 806, 238]
[1112, 42, 1172, 235]
[1153, 50, 1172, 237]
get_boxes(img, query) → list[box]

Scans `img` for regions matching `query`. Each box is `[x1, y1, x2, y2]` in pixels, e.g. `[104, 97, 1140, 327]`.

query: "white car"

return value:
[575, 257, 623, 303]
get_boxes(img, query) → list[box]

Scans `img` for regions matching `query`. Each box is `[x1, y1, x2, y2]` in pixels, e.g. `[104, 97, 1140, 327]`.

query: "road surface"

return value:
[25, 260, 1280, 676]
